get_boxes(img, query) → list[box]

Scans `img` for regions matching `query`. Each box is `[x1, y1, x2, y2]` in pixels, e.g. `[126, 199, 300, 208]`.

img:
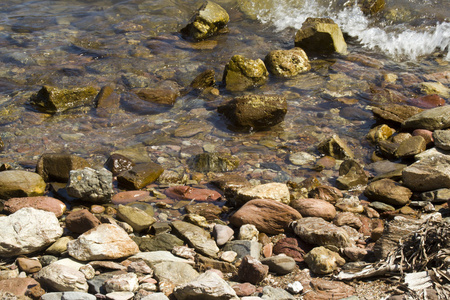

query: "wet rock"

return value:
[185, 203, 222, 220]
[264, 48, 311, 78]
[222, 55, 269, 92]
[191, 152, 239, 172]
[291, 198, 336, 221]
[372, 103, 423, 125]
[304, 246, 345, 275]
[134, 88, 178, 106]
[36, 153, 90, 183]
[30, 85, 98, 114]
[164, 185, 222, 201]
[335, 196, 364, 213]
[233, 182, 290, 206]
[333, 212, 362, 229]
[291, 217, 353, 248]
[420, 188, 450, 203]
[212, 224, 235, 246]
[174, 270, 238, 300]
[35, 263, 89, 292]
[336, 159, 368, 190]
[223, 240, 262, 261]
[180, 1, 229, 41]
[171, 220, 219, 258]
[104, 153, 135, 176]
[120, 91, 172, 115]
[260, 255, 296, 275]
[294, 18, 347, 55]
[402, 154, 450, 192]
[104, 273, 139, 293]
[420, 81, 450, 98]
[111, 190, 151, 205]
[309, 185, 343, 204]
[358, 0, 385, 15]
[364, 178, 412, 206]
[65, 209, 101, 234]
[407, 94, 446, 108]
[289, 151, 317, 166]
[317, 134, 354, 159]
[190, 69, 215, 91]
[229, 199, 302, 235]
[433, 129, 450, 150]
[67, 224, 139, 261]
[0, 207, 63, 257]
[4, 196, 65, 217]
[95, 85, 120, 117]
[133, 233, 184, 252]
[366, 124, 395, 144]
[218, 94, 287, 130]
[238, 255, 269, 285]
[395, 135, 426, 158]
[117, 162, 164, 190]
[66, 167, 113, 203]
[117, 204, 156, 232]
[0, 170, 46, 199]
[17, 257, 42, 273]
[152, 261, 199, 296]
[0, 278, 43, 298]
[402, 105, 450, 131]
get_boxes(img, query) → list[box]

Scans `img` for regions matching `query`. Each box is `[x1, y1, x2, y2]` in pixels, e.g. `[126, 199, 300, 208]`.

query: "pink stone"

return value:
[112, 190, 151, 205]
[65, 209, 101, 234]
[262, 243, 273, 258]
[412, 129, 434, 145]
[164, 186, 222, 201]
[233, 282, 257, 297]
[4, 196, 66, 217]
[290, 198, 336, 221]
[0, 278, 42, 297]
[408, 94, 446, 108]
[238, 256, 268, 285]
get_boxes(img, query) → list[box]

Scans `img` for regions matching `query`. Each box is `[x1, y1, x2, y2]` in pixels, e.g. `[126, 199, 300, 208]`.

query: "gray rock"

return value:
[304, 246, 345, 275]
[173, 270, 237, 300]
[261, 286, 295, 300]
[66, 167, 113, 203]
[212, 224, 235, 247]
[140, 293, 170, 300]
[420, 188, 450, 203]
[222, 240, 262, 260]
[264, 48, 311, 78]
[133, 233, 184, 252]
[433, 130, 450, 151]
[104, 273, 139, 293]
[152, 262, 199, 295]
[61, 291, 97, 300]
[336, 159, 368, 190]
[402, 105, 450, 131]
[86, 272, 116, 294]
[0, 207, 63, 257]
[171, 220, 219, 258]
[129, 251, 194, 267]
[191, 152, 240, 172]
[395, 136, 426, 158]
[402, 154, 450, 192]
[36, 153, 90, 182]
[364, 178, 412, 206]
[260, 255, 296, 275]
[317, 134, 354, 159]
[35, 263, 88, 292]
[41, 292, 64, 300]
[116, 204, 156, 232]
[222, 55, 269, 92]
[369, 201, 395, 211]
[289, 151, 317, 166]
[0, 170, 46, 199]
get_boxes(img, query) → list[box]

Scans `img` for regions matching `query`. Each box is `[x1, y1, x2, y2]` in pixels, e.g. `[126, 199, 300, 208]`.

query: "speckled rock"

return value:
[264, 48, 310, 78]
[222, 55, 269, 92]
[66, 167, 113, 203]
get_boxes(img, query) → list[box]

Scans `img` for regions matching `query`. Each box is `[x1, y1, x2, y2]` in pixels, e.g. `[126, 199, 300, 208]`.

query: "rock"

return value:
[130, 251, 194, 267]
[402, 154, 450, 191]
[117, 162, 164, 190]
[34, 263, 89, 292]
[233, 182, 290, 206]
[232, 282, 256, 297]
[30, 85, 98, 114]
[273, 237, 311, 263]
[303, 277, 355, 300]
[66, 167, 113, 203]
[164, 185, 222, 201]
[336, 159, 368, 190]
[133, 233, 184, 252]
[372, 104, 423, 125]
[261, 286, 295, 300]
[36, 153, 90, 183]
[290, 198, 336, 221]
[358, 0, 385, 15]
[333, 212, 362, 229]
[95, 85, 121, 117]
[17, 257, 42, 273]
[260, 255, 296, 275]
[111, 190, 151, 205]
[67, 224, 139, 261]
[3, 196, 65, 217]
[190, 69, 216, 91]
[317, 134, 354, 159]
[294, 17, 347, 55]
[171, 220, 219, 258]
[304, 246, 345, 275]
[370, 201, 395, 212]
[292, 217, 353, 248]
[173, 270, 238, 300]
[264, 48, 310, 78]
[402, 105, 450, 131]
[408, 94, 446, 108]
[191, 152, 239, 172]
[0, 170, 46, 199]
[420, 188, 450, 203]
[116, 204, 156, 233]
[0, 138, 4, 151]
[342, 247, 368, 261]
[212, 224, 235, 246]
[45, 237, 74, 255]
[309, 185, 343, 204]
[152, 261, 199, 296]
[420, 81, 450, 98]
[364, 179, 412, 206]
[229, 199, 302, 235]
[289, 151, 317, 166]
[104, 154, 135, 176]
[0, 207, 63, 257]
[433, 130, 450, 150]
[335, 196, 364, 213]
[140, 293, 170, 300]
[185, 203, 222, 220]
[395, 136, 426, 158]
[134, 88, 178, 106]
[180, 1, 229, 41]
[238, 255, 269, 285]
[104, 273, 139, 293]
[222, 240, 262, 261]
[65, 209, 101, 234]
[286, 281, 304, 294]
[366, 124, 395, 144]
[0, 277, 42, 298]
[196, 254, 237, 273]
[238, 224, 259, 241]
[218, 94, 287, 130]
[222, 55, 269, 92]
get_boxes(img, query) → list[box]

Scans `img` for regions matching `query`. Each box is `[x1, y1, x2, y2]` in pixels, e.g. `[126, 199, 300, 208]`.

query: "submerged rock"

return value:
[117, 162, 164, 190]
[317, 134, 354, 159]
[191, 152, 239, 172]
[264, 48, 310, 78]
[336, 159, 368, 190]
[222, 55, 269, 92]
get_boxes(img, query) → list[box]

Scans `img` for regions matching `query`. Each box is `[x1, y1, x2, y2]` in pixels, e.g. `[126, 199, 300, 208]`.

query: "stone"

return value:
[233, 182, 290, 206]
[140, 293, 170, 300]
[273, 237, 311, 263]
[112, 190, 151, 205]
[229, 199, 302, 235]
[370, 201, 395, 212]
[261, 286, 295, 300]
[433, 130, 450, 151]
[190, 69, 215, 91]
[212, 224, 235, 246]
[30, 85, 98, 114]
[180, 1, 229, 41]
[402, 154, 450, 191]
[65, 209, 101, 234]
[303, 277, 355, 300]
[260, 255, 296, 275]
[366, 124, 395, 144]
[408, 94, 446, 108]
[117, 162, 164, 190]
[364, 179, 412, 206]
[45, 236, 74, 255]
[67, 224, 139, 261]
[420, 81, 450, 98]
[238, 224, 259, 241]
[191, 152, 239, 172]
[129, 251, 194, 267]
[395, 136, 427, 158]
[304, 246, 345, 275]
[222, 240, 262, 260]
[335, 196, 364, 213]
[309, 185, 343, 204]
[164, 185, 222, 201]
[289, 151, 317, 166]
[152, 261, 199, 295]
[104, 153, 135, 176]
[36, 153, 90, 183]
[372, 103, 423, 125]
[185, 203, 222, 221]
[358, 0, 385, 15]
[342, 247, 368, 261]
[117, 204, 156, 233]
[171, 220, 219, 258]
[333, 212, 362, 229]
[3, 196, 65, 217]
[336, 159, 368, 190]
[402, 105, 450, 131]
[134, 88, 178, 106]
[294, 17, 347, 55]
[0, 170, 46, 199]
[264, 48, 310, 78]
[0, 277, 42, 298]
[66, 167, 113, 203]
[238, 255, 269, 285]
[133, 233, 184, 252]
[290, 198, 336, 221]
[34, 263, 88, 292]
[222, 55, 269, 92]
[0, 207, 63, 257]
[16, 257, 42, 273]
[95, 85, 120, 117]
[420, 188, 450, 203]
[104, 273, 139, 293]
[174, 270, 237, 300]
[317, 134, 354, 159]
[232, 282, 256, 297]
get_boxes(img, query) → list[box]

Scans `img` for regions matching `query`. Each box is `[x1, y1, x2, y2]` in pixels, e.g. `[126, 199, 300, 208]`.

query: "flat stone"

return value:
[4, 196, 65, 217]
[234, 182, 290, 206]
[333, 212, 362, 229]
[402, 154, 450, 192]
[35, 263, 88, 292]
[372, 103, 423, 125]
[223, 240, 262, 261]
[129, 251, 194, 267]
[336, 159, 368, 190]
[171, 220, 219, 258]
[195, 254, 237, 273]
[66, 209, 101, 234]
[104, 273, 139, 293]
[191, 152, 240, 172]
[260, 255, 296, 275]
[0, 170, 46, 199]
[132, 233, 184, 252]
[402, 105, 450, 131]
[117, 162, 164, 190]
[111, 190, 151, 205]
[17, 257, 42, 273]
[420, 188, 450, 203]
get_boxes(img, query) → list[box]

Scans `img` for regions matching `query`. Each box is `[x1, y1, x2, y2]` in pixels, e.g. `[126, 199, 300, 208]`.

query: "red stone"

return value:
[290, 198, 336, 221]
[407, 94, 446, 108]
[164, 186, 222, 201]
[4, 196, 66, 217]
[232, 282, 257, 297]
[65, 209, 101, 234]
[412, 129, 434, 145]
[0, 278, 42, 298]
[237, 255, 268, 285]
[112, 190, 151, 205]
[273, 237, 313, 263]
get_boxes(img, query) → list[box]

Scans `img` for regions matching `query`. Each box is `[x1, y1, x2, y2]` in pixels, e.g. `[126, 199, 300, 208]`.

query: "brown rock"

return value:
[16, 257, 42, 273]
[291, 198, 336, 221]
[395, 135, 426, 158]
[303, 278, 356, 300]
[336, 159, 368, 190]
[232, 282, 256, 297]
[371, 103, 423, 125]
[364, 178, 412, 206]
[309, 185, 343, 204]
[412, 129, 434, 145]
[273, 237, 312, 263]
[117, 162, 164, 190]
[36, 153, 90, 182]
[164, 186, 222, 201]
[190, 69, 215, 91]
[95, 85, 120, 117]
[229, 199, 302, 235]
[333, 212, 362, 229]
[264, 48, 311, 78]
[135, 88, 178, 106]
[65, 209, 101, 234]
[4, 196, 66, 217]
[0, 278, 42, 298]
[408, 94, 446, 108]
[112, 190, 152, 205]
[104, 153, 135, 176]
[195, 254, 237, 274]
[185, 203, 222, 221]
[237, 255, 268, 285]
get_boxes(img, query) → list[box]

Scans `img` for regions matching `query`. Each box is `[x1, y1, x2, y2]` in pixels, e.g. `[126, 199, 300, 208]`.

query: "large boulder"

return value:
[402, 154, 450, 192]
[66, 167, 113, 203]
[0, 170, 46, 199]
[222, 55, 269, 92]
[264, 48, 310, 77]
[218, 94, 287, 130]
[402, 105, 450, 131]
[36, 153, 90, 183]
[294, 18, 348, 55]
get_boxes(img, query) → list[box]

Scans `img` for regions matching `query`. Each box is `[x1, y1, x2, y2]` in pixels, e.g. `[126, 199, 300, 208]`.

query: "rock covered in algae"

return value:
[222, 55, 269, 92]
[192, 152, 239, 172]
[264, 48, 311, 78]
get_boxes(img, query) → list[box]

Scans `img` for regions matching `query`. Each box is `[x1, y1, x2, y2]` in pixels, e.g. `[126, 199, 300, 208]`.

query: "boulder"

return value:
[364, 178, 412, 206]
[180, 1, 229, 41]
[191, 152, 239, 172]
[34, 263, 88, 292]
[66, 167, 113, 203]
[171, 220, 219, 258]
[402, 105, 450, 131]
[229, 199, 302, 235]
[233, 182, 290, 206]
[0, 207, 63, 257]
[294, 18, 347, 55]
[0, 170, 46, 199]
[116, 204, 156, 232]
[304, 246, 345, 275]
[433, 130, 450, 151]
[65, 209, 101, 234]
[218, 94, 287, 130]
[395, 136, 426, 158]
[3, 196, 65, 217]
[402, 154, 450, 192]
[222, 55, 269, 92]
[238, 255, 269, 285]
[264, 48, 310, 77]
[317, 134, 354, 159]
[117, 162, 164, 189]
[290, 198, 336, 221]
[36, 153, 90, 183]
[336, 159, 368, 190]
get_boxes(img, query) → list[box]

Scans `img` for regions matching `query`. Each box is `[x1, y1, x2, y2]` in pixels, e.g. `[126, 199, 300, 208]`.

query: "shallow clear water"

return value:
[0, 0, 448, 186]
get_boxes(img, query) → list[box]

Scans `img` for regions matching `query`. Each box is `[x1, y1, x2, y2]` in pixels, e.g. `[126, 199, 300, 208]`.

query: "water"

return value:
[0, 0, 449, 186]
